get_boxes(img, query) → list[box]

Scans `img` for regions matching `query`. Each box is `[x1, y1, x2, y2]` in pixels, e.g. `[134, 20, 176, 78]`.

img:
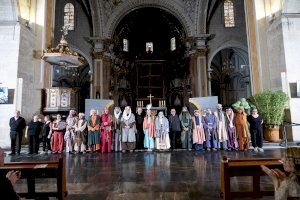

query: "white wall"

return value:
[0, 0, 46, 148]
[0, 0, 20, 148]
[282, 0, 300, 141]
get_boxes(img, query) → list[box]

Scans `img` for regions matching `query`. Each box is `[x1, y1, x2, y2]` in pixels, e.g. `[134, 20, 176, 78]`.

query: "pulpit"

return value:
[44, 88, 77, 112]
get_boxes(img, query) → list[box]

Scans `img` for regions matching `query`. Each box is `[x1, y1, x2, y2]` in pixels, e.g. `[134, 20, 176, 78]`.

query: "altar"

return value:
[136, 94, 167, 115]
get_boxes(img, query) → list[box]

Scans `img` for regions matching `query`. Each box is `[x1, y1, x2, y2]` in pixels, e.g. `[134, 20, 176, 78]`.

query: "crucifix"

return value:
[147, 94, 154, 105]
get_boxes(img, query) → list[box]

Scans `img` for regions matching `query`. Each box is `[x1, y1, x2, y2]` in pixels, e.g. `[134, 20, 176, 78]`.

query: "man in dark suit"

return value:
[9, 111, 26, 155]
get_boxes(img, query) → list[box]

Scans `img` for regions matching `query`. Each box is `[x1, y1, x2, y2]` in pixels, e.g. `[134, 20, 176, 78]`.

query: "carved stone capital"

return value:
[91, 51, 112, 61]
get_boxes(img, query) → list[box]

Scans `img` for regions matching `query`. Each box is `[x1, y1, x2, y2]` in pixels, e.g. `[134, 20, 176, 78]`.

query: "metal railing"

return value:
[280, 121, 300, 147]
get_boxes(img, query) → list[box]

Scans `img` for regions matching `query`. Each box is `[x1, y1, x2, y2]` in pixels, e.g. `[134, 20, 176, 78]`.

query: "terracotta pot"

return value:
[263, 126, 281, 142]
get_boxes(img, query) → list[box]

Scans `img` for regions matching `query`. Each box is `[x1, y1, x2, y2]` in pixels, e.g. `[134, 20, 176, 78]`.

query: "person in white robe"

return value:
[155, 111, 170, 150]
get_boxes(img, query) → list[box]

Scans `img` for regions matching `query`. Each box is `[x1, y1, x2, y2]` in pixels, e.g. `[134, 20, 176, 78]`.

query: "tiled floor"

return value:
[4, 148, 284, 200]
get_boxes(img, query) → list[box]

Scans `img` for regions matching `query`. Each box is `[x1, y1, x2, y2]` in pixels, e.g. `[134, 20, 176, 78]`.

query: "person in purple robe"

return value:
[203, 109, 218, 151]
[225, 108, 238, 150]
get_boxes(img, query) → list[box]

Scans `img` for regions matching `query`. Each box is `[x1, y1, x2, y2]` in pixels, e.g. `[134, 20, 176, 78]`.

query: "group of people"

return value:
[166, 104, 264, 152]
[8, 103, 264, 155]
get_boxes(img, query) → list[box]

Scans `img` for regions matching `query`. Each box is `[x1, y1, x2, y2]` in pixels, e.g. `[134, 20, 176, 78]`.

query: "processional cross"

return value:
[147, 94, 154, 104]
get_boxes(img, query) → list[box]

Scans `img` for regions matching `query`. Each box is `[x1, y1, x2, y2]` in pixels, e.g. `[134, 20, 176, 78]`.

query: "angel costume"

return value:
[143, 110, 155, 150]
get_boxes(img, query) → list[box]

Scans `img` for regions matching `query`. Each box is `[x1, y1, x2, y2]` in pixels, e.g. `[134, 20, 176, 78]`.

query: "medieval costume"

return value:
[87, 109, 101, 153]
[121, 106, 136, 152]
[179, 107, 192, 149]
[155, 111, 170, 150]
[203, 109, 218, 151]
[247, 109, 264, 152]
[51, 114, 66, 153]
[168, 109, 181, 149]
[192, 110, 205, 151]
[143, 109, 155, 151]
[135, 107, 145, 149]
[65, 110, 77, 153]
[100, 108, 113, 153]
[214, 104, 228, 150]
[26, 115, 43, 154]
[225, 108, 238, 150]
[234, 107, 250, 151]
[113, 107, 122, 152]
[74, 113, 87, 153]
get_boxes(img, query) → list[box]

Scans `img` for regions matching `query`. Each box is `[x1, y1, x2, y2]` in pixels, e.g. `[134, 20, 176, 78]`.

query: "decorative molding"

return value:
[91, 0, 204, 39]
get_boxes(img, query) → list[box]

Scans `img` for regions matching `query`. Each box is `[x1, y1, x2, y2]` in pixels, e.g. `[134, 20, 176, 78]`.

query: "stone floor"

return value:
[4, 149, 284, 200]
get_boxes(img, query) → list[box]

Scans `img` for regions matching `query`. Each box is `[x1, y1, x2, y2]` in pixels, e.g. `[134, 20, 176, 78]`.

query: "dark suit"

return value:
[9, 117, 26, 154]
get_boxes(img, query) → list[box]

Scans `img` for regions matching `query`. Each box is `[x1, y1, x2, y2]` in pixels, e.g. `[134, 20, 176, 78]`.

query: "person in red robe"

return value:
[100, 107, 113, 153]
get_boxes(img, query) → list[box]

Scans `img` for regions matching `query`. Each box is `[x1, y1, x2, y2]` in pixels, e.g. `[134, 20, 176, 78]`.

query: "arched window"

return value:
[64, 3, 75, 30]
[224, 0, 235, 27]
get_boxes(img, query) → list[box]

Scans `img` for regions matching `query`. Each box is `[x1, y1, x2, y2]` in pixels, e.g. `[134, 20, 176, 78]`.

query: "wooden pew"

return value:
[220, 156, 283, 200]
[0, 157, 67, 200]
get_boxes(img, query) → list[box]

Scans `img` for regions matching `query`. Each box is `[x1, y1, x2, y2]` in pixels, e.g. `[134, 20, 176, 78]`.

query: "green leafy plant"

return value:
[249, 90, 289, 126]
[232, 98, 254, 112]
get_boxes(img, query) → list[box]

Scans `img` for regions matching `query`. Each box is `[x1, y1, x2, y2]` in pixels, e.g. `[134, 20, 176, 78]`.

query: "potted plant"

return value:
[249, 90, 289, 142]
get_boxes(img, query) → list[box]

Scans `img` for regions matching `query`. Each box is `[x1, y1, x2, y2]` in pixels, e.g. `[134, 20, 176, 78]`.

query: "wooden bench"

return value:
[0, 157, 67, 200]
[220, 156, 283, 200]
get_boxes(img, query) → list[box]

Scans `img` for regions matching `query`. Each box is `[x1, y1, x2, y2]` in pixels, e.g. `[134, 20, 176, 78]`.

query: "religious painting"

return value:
[0, 87, 8, 104]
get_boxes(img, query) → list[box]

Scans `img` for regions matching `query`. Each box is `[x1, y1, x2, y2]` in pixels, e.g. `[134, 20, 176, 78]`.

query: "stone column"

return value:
[188, 36, 209, 97]
[244, 0, 262, 94]
[91, 40, 112, 99]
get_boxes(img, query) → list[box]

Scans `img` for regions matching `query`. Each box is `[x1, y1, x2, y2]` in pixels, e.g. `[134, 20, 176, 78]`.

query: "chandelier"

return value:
[42, 26, 84, 67]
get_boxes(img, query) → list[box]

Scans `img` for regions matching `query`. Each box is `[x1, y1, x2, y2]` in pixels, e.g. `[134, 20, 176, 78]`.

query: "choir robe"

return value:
[203, 114, 218, 149]
[192, 116, 205, 150]
[100, 113, 113, 153]
[143, 116, 155, 149]
[154, 116, 170, 150]
[113, 113, 122, 152]
[214, 110, 228, 150]
[87, 115, 101, 151]
[121, 113, 136, 150]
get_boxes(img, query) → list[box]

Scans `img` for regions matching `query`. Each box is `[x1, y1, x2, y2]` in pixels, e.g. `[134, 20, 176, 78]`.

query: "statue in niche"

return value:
[120, 96, 128, 107]
[174, 95, 181, 107]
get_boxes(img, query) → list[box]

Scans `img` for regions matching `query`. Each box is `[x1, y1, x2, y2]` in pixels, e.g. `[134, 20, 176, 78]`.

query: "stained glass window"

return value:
[146, 42, 153, 53]
[123, 39, 129, 52]
[64, 3, 75, 30]
[171, 37, 176, 51]
[224, 0, 235, 28]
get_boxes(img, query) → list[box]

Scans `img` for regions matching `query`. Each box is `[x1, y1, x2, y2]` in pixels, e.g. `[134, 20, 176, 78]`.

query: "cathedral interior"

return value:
[1, 0, 300, 199]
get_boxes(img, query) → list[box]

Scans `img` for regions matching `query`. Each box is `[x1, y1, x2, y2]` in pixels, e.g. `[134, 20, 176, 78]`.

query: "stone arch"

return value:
[207, 41, 251, 102]
[208, 40, 248, 71]
[68, 44, 93, 97]
[103, 0, 195, 39]
[68, 44, 93, 71]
